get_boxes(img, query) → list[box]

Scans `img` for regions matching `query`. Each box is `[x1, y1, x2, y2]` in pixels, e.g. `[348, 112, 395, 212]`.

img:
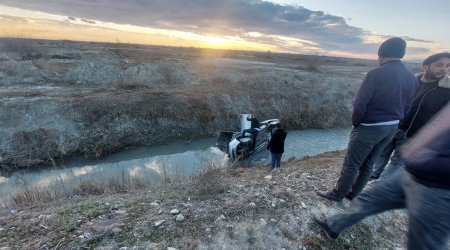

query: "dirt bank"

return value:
[0, 151, 409, 249]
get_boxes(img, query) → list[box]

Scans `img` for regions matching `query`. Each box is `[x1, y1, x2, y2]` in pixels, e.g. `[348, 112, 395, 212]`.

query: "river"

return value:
[0, 128, 350, 203]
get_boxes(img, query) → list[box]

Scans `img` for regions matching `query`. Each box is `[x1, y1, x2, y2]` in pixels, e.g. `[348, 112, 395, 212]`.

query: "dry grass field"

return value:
[0, 38, 394, 169]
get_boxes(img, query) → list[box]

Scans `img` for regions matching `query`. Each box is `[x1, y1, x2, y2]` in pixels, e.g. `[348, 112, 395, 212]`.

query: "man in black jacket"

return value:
[267, 123, 287, 171]
[241, 115, 260, 149]
[313, 102, 450, 250]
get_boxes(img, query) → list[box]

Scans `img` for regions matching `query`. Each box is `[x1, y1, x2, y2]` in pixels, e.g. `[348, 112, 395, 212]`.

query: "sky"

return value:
[0, 0, 448, 60]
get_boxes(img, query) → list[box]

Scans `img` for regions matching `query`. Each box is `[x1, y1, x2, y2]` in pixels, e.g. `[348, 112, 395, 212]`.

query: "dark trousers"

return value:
[328, 168, 450, 250]
[371, 129, 406, 179]
[332, 124, 397, 199]
[270, 153, 282, 169]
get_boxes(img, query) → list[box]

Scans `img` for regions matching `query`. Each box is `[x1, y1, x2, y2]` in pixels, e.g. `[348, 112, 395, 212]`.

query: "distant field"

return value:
[0, 38, 420, 168]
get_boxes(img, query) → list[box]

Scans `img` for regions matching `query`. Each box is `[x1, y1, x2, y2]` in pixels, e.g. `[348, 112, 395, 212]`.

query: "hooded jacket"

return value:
[400, 74, 450, 137]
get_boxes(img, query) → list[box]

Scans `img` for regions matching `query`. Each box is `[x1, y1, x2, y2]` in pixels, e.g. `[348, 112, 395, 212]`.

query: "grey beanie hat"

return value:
[378, 37, 406, 58]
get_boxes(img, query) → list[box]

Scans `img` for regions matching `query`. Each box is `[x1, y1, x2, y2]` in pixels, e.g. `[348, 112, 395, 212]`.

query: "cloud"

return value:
[80, 18, 95, 24]
[401, 36, 434, 44]
[66, 16, 96, 24]
[0, 0, 437, 57]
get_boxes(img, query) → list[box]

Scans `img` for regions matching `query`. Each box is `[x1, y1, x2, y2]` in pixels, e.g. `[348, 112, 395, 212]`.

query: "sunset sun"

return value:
[199, 35, 229, 48]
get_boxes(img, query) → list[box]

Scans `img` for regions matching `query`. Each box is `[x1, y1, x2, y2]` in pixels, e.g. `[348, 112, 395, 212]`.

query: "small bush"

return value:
[10, 187, 62, 206]
[8, 129, 62, 167]
[190, 162, 227, 198]
[77, 180, 105, 195]
[158, 61, 184, 85]
[1, 38, 47, 61]
[8, 169, 158, 206]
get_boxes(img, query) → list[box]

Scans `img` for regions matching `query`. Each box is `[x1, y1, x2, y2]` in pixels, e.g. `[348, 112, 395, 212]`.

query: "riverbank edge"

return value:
[0, 150, 408, 249]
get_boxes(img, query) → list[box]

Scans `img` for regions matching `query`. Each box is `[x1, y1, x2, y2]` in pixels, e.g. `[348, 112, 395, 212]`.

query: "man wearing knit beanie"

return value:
[378, 37, 406, 59]
[316, 36, 418, 202]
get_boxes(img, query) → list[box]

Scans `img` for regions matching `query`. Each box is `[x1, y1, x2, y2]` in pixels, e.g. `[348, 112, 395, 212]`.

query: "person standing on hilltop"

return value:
[267, 123, 287, 172]
[316, 37, 418, 202]
[370, 52, 450, 181]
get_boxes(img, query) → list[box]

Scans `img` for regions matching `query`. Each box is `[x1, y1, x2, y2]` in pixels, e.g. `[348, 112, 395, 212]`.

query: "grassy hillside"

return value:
[0, 38, 368, 168]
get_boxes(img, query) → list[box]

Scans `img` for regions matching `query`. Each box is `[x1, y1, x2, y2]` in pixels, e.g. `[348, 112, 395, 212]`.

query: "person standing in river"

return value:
[267, 123, 287, 171]
[316, 37, 418, 202]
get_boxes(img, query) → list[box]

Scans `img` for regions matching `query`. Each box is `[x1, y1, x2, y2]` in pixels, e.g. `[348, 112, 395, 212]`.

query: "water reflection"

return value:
[0, 128, 350, 202]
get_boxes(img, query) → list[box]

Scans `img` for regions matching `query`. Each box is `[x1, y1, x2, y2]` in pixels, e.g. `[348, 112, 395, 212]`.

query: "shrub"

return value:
[1, 38, 47, 61]
[8, 129, 62, 167]
[190, 162, 227, 198]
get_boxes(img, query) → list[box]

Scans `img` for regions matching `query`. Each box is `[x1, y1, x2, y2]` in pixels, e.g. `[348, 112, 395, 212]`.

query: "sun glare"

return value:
[201, 35, 227, 46]
[0, 4, 283, 53]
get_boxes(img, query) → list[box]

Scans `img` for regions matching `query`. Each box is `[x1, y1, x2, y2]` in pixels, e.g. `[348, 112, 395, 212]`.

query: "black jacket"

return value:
[247, 117, 260, 128]
[267, 128, 287, 154]
[400, 75, 450, 137]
